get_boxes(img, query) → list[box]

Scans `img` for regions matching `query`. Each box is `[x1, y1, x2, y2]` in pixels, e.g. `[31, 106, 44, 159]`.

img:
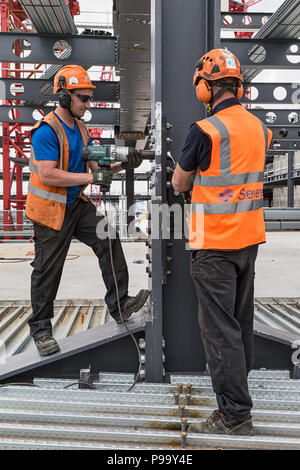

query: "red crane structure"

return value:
[229, 0, 264, 38]
[0, 0, 113, 237]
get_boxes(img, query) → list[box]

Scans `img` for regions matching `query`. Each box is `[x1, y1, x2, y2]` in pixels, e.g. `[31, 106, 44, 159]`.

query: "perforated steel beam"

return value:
[0, 106, 119, 125]
[242, 83, 300, 105]
[222, 38, 300, 69]
[221, 12, 272, 30]
[251, 109, 300, 127]
[0, 32, 118, 66]
[0, 78, 119, 103]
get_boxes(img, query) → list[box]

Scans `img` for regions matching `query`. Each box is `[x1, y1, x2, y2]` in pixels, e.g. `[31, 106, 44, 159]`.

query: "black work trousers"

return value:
[190, 244, 258, 422]
[29, 198, 129, 340]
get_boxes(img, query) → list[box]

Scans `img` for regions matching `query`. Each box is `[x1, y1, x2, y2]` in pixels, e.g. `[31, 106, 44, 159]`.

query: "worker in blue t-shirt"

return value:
[26, 65, 149, 357]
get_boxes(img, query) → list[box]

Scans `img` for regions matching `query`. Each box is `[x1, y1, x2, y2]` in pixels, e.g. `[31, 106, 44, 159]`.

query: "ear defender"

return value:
[236, 82, 244, 99]
[195, 79, 212, 103]
[57, 89, 72, 109]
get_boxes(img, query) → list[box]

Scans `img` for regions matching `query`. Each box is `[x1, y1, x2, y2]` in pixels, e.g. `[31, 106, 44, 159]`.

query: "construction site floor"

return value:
[0, 232, 299, 300]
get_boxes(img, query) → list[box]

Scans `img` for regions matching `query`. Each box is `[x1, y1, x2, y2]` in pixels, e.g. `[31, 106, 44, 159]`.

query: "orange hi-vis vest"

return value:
[189, 104, 273, 250]
[25, 111, 90, 231]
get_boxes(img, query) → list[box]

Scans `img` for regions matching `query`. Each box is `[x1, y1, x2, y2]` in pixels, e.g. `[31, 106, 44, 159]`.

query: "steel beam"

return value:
[221, 12, 272, 30]
[250, 108, 300, 127]
[0, 78, 119, 103]
[242, 83, 300, 105]
[0, 32, 118, 66]
[222, 38, 300, 69]
[0, 106, 119, 126]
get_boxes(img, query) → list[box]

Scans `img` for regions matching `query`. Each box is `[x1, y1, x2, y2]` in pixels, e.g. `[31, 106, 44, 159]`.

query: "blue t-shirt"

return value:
[32, 113, 92, 205]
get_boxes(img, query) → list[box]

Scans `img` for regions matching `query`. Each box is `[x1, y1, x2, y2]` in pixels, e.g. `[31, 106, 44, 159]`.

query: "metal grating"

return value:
[0, 370, 300, 449]
[0, 300, 109, 357]
[19, 0, 78, 35]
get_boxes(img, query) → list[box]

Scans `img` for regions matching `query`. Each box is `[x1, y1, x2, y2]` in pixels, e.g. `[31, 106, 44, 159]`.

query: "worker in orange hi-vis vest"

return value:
[172, 49, 272, 436]
[26, 65, 149, 357]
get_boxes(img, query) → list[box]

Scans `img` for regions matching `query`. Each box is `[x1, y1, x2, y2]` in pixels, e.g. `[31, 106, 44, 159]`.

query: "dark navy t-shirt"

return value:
[178, 98, 241, 172]
[32, 113, 92, 205]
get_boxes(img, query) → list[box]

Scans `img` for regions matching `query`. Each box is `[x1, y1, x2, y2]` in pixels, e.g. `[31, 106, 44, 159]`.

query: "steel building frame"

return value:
[1, 0, 300, 384]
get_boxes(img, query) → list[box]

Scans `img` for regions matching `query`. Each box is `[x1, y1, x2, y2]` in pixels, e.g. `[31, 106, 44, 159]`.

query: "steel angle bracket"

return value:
[0, 32, 119, 66]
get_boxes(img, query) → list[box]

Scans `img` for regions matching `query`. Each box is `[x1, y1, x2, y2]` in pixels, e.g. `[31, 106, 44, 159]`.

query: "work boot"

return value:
[188, 409, 253, 436]
[112, 289, 150, 324]
[34, 335, 60, 357]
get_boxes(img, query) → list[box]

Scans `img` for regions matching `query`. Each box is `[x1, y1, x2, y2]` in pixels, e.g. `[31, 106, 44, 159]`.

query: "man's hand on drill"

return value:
[121, 154, 143, 170]
[91, 169, 113, 188]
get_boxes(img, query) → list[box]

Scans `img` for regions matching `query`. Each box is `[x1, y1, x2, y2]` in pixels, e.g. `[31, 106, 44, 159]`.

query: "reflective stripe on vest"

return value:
[191, 198, 263, 215]
[193, 115, 268, 189]
[29, 149, 39, 174]
[189, 106, 270, 250]
[28, 182, 67, 204]
[76, 119, 90, 145]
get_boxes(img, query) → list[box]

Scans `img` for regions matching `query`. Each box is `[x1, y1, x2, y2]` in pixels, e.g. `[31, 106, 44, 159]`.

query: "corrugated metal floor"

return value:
[0, 300, 109, 357]
[0, 370, 300, 450]
[1, 298, 299, 358]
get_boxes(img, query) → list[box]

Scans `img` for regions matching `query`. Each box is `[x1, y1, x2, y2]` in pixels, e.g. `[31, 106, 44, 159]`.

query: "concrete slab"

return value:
[255, 232, 300, 298]
[0, 241, 148, 301]
[0, 232, 299, 300]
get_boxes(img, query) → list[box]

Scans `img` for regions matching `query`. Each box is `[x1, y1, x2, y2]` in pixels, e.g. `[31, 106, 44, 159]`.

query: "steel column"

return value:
[148, 0, 220, 381]
[288, 151, 295, 207]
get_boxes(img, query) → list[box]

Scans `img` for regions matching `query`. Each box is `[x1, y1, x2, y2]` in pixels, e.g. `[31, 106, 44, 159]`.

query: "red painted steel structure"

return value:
[229, 0, 263, 38]
[0, 1, 85, 237]
[1, 1, 115, 236]
[0, 1, 32, 237]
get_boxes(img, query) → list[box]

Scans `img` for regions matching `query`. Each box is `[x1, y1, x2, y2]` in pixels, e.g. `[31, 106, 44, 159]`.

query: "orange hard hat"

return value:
[53, 65, 96, 94]
[193, 48, 243, 87]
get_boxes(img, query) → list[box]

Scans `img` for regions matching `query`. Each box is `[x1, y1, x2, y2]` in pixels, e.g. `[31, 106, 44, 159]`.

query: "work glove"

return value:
[91, 169, 113, 187]
[121, 153, 143, 170]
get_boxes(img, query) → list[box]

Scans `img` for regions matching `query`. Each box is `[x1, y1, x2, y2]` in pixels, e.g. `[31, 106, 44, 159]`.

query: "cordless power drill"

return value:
[81, 145, 154, 191]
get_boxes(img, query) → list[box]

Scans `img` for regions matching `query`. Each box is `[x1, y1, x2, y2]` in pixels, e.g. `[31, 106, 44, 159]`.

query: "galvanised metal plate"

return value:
[19, 0, 78, 35]
[0, 32, 118, 66]
[0, 78, 119, 103]
[1, 370, 300, 449]
[0, 106, 119, 125]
